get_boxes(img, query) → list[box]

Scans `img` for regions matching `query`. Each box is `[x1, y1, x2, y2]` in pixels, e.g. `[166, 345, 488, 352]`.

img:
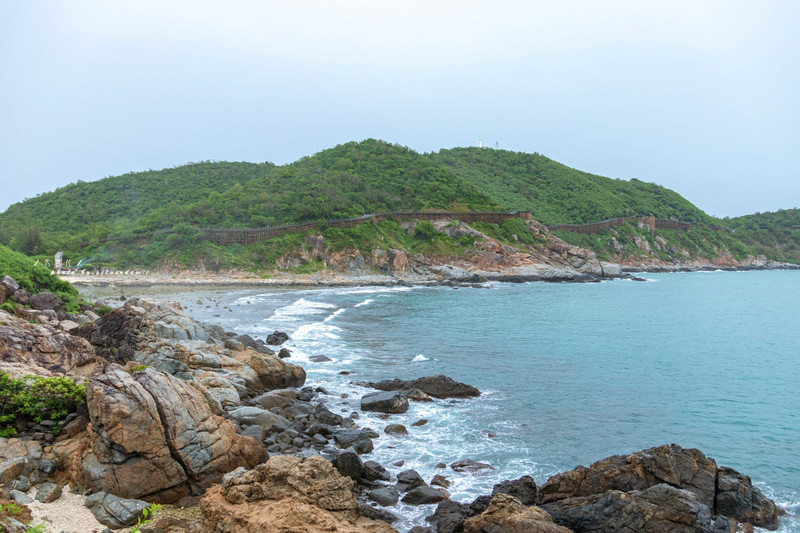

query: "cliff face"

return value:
[274, 219, 624, 283]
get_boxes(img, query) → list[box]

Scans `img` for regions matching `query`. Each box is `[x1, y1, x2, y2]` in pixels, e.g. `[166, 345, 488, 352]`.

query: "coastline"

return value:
[64, 259, 800, 291]
[3, 272, 796, 532]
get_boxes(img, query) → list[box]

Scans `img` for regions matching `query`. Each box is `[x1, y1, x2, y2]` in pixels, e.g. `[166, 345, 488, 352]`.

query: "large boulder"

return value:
[64, 365, 265, 502]
[715, 466, 779, 530]
[540, 444, 718, 506]
[200, 455, 397, 533]
[539, 444, 779, 530]
[542, 484, 736, 533]
[364, 375, 480, 398]
[85, 491, 150, 529]
[463, 494, 571, 533]
[361, 391, 409, 414]
[0, 311, 97, 378]
[29, 291, 65, 317]
[492, 475, 539, 505]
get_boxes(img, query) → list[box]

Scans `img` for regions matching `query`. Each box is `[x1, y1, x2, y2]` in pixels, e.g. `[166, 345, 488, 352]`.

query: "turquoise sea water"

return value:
[159, 270, 800, 531]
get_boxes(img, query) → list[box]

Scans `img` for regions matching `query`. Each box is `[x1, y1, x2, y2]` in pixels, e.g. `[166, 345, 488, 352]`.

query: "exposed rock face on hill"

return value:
[272, 218, 625, 283]
[0, 310, 97, 378]
[54, 364, 265, 502]
[201, 455, 397, 533]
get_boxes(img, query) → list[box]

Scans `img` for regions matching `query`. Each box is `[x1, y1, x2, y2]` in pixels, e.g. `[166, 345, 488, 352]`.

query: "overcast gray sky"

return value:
[1, 1, 798, 218]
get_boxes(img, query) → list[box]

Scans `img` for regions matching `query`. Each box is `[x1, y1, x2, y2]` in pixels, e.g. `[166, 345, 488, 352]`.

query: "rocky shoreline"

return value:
[0, 273, 791, 532]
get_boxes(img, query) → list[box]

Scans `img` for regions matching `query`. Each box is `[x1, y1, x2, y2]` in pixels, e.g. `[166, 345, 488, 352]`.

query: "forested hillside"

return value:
[426, 147, 710, 225]
[0, 139, 797, 269]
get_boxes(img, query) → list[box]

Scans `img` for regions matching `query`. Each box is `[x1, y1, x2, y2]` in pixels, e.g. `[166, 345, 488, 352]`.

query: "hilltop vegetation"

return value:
[0, 139, 797, 269]
[427, 147, 710, 225]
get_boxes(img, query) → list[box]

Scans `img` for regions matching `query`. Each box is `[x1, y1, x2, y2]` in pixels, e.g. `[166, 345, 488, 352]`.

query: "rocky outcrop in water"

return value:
[200, 455, 397, 532]
[538, 443, 778, 530]
[429, 444, 780, 532]
[362, 375, 480, 399]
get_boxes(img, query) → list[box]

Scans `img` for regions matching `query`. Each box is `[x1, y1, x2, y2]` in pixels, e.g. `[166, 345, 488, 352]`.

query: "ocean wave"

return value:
[265, 297, 337, 321]
[354, 298, 374, 308]
[292, 322, 342, 341]
[323, 308, 346, 322]
[412, 354, 430, 362]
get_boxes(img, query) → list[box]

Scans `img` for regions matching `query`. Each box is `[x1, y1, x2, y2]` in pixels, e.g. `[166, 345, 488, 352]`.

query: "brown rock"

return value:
[0, 310, 96, 378]
[76, 365, 265, 502]
[539, 444, 718, 508]
[201, 456, 397, 533]
[463, 494, 571, 533]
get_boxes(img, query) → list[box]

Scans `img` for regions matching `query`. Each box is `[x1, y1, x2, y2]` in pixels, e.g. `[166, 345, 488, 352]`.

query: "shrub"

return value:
[0, 372, 86, 434]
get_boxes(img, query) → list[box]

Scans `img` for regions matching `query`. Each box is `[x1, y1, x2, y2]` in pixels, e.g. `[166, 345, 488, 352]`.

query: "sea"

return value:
[109, 270, 800, 532]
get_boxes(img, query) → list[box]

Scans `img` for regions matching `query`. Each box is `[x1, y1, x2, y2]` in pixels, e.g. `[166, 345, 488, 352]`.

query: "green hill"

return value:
[426, 147, 709, 225]
[0, 140, 797, 269]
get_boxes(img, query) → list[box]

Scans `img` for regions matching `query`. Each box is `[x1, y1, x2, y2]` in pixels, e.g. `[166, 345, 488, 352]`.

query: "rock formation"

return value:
[200, 455, 397, 533]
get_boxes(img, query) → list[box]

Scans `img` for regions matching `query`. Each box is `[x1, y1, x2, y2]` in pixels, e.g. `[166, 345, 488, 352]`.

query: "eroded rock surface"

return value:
[364, 375, 480, 399]
[463, 494, 571, 533]
[56, 364, 265, 502]
[0, 310, 96, 378]
[201, 455, 397, 533]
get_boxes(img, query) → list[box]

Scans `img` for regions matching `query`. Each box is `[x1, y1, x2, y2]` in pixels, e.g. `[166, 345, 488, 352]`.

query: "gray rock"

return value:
[361, 391, 409, 414]
[30, 291, 65, 313]
[716, 466, 779, 530]
[1, 275, 20, 293]
[310, 354, 333, 362]
[11, 476, 31, 492]
[332, 429, 373, 454]
[229, 406, 290, 433]
[332, 448, 364, 479]
[35, 482, 62, 503]
[492, 475, 538, 505]
[450, 458, 494, 473]
[431, 474, 450, 488]
[368, 486, 400, 507]
[365, 375, 480, 399]
[85, 491, 150, 529]
[278, 348, 292, 359]
[0, 458, 25, 484]
[395, 469, 426, 492]
[384, 424, 408, 436]
[363, 460, 390, 482]
[401, 485, 447, 505]
[314, 404, 343, 426]
[266, 331, 289, 345]
[359, 503, 399, 524]
[8, 489, 33, 504]
[542, 483, 733, 533]
[240, 425, 266, 442]
[0, 517, 26, 533]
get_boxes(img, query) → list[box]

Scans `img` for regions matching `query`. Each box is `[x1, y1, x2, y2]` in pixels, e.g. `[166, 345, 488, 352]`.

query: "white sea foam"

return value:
[353, 298, 374, 308]
[323, 308, 346, 322]
[264, 298, 337, 322]
[412, 354, 430, 362]
[292, 322, 342, 341]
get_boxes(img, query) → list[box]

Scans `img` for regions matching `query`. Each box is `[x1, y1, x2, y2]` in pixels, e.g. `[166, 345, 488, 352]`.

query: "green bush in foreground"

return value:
[0, 371, 86, 437]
